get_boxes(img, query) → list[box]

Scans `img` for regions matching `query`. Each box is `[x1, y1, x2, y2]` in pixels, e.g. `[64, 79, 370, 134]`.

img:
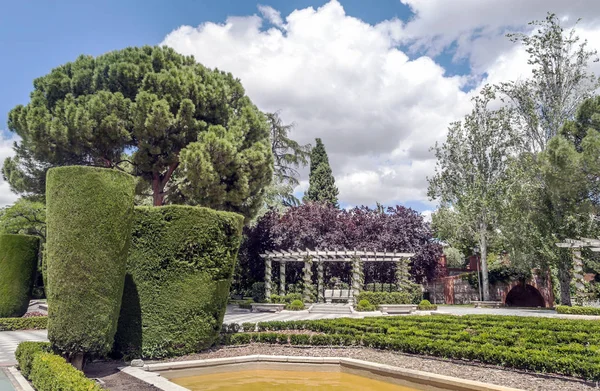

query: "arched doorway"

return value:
[505, 284, 545, 307]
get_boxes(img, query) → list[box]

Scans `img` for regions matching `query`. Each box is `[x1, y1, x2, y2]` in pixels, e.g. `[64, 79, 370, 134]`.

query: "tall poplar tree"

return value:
[303, 138, 339, 207]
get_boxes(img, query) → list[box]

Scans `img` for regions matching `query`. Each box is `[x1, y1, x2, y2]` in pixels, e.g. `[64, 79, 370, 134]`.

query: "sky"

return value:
[3, 1, 600, 214]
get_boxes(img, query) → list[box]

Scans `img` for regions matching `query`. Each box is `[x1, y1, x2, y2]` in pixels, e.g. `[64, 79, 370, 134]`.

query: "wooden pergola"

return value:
[260, 249, 415, 303]
[555, 237, 599, 304]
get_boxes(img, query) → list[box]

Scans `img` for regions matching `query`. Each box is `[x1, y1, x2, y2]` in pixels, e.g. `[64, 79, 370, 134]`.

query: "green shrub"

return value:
[283, 293, 303, 303]
[251, 282, 266, 303]
[286, 299, 305, 311]
[417, 299, 437, 310]
[0, 316, 48, 331]
[114, 205, 244, 359]
[239, 299, 253, 310]
[242, 322, 256, 332]
[257, 332, 278, 343]
[30, 352, 103, 391]
[289, 334, 310, 345]
[15, 341, 51, 378]
[231, 333, 252, 345]
[556, 305, 600, 315]
[269, 294, 283, 303]
[46, 166, 135, 359]
[356, 291, 412, 305]
[356, 299, 375, 312]
[0, 234, 40, 317]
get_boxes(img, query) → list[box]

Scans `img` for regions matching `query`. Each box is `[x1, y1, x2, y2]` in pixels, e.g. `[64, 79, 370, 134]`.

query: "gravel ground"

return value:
[155, 344, 598, 391]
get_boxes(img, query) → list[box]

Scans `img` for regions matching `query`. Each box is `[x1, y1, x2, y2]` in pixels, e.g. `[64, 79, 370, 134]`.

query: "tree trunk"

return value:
[152, 174, 164, 206]
[558, 261, 572, 306]
[70, 352, 85, 371]
[479, 223, 490, 301]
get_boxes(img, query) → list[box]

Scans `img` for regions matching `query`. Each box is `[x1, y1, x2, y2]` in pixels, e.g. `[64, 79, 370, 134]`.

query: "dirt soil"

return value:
[84, 362, 159, 391]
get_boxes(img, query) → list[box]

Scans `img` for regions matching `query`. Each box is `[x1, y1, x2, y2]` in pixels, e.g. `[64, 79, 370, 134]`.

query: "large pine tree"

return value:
[304, 138, 339, 207]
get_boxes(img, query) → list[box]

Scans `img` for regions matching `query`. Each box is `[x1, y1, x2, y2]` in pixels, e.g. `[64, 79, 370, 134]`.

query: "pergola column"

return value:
[572, 249, 585, 305]
[396, 258, 410, 291]
[351, 256, 363, 304]
[303, 256, 314, 302]
[265, 258, 272, 300]
[317, 261, 324, 303]
[279, 261, 286, 295]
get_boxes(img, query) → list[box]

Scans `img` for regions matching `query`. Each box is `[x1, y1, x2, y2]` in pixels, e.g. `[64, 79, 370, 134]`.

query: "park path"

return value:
[0, 330, 47, 367]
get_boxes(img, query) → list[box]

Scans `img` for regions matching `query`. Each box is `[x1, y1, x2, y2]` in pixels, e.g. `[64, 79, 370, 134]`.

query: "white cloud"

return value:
[0, 134, 19, 207]
[161, 0, 600, 210]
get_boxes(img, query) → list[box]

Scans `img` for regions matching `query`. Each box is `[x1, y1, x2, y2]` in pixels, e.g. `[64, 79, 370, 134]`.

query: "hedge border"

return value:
[556, 305, 600, 316]
[0, 316, 48, 331]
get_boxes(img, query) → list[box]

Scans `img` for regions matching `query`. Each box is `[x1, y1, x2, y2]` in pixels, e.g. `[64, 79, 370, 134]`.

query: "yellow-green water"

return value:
[171, 369, 420, 391]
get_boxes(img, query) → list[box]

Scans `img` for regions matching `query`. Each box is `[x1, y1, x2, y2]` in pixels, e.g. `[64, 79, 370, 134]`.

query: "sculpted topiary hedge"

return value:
[46, 166, 134, 361]
[0, 234, 40, 317]
[114, 205, 244, 359]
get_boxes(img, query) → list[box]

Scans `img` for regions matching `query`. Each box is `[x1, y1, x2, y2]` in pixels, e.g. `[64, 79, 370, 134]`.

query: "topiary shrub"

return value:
[15, 341, 51, 379]
[29, 352, 103, 391]
[356, 299, 375, 312]
[113, 205, 244, 359]
[46, 166, 135, 365]
[286, 299, 305, 311]
[0, 234, 40, 317]
[417, 299, 437, 311]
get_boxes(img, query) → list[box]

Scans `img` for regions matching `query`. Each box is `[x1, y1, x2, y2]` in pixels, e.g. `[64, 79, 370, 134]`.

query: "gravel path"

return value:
[157, 344, 597, 391]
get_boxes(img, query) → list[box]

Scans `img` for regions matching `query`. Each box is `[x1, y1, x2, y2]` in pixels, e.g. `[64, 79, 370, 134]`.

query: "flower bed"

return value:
[223, 315, 600, 380]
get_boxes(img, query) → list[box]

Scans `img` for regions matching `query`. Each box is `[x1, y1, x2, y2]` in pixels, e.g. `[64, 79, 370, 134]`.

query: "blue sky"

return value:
[2, 0, 598, 211]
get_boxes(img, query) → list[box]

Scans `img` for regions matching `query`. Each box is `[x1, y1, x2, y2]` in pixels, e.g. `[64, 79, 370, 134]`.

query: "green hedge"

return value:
[0, 234, 40, 317]
[0, 316, 48, 331]
[46, 166, 135, 358]
[15, 341, 51, 378]
[30, 352, 103, 391]
[417, 299, 438, 311]
[356, 291, 414, 306]
[231, 315, 600, 380]
[114, 205, 244, 359]
[556, 305, 600, 315]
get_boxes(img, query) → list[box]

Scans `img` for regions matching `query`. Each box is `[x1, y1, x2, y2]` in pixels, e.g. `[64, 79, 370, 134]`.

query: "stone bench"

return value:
[377, 304, 417, 314]
[472, 301, 503, 308]
[251, 303, 286, 312]
[325, 289, 353, 304]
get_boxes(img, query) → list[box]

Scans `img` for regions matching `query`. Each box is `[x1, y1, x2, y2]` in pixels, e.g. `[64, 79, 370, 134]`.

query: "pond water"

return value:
[171, 369, 420, 391]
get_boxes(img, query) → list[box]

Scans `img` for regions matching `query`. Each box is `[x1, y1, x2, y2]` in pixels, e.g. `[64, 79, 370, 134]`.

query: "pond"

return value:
[171, 369, 419, 391]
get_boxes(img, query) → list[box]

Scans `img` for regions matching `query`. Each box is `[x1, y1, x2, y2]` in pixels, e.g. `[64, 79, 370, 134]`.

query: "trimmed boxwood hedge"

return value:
[46, 166, 135, 359]
[556, 305, 600, 315]
[113, 205, 244, 359]
[0, 316, 48, 331]
[0, 234, 40, 317]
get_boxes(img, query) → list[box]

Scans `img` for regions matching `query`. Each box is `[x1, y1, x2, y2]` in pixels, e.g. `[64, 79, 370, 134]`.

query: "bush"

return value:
[46, 166, 135, 359]
[289, 334, 310, 345]
[231, 333, 252, 345]
[556, 305, 600, 315]
[0, 316, 48, 331]
[443, 247, 465, 268]
[114, 205, 244, 359]
[29, 352, 102, 391]
[286, 300, 304, 311]
[15, 341, 51, 378]
[356, 299, 375, 312]
[356, 291, 412, 306]
[251, 282, 266, 303]
[242, 322, 256, 332]
[239, 299, 253, 310]
[0, 234, 40, 317]
[417, 299, 437, 310]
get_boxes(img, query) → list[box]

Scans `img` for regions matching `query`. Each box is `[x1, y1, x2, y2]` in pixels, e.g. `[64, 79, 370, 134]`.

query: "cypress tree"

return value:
[304, 138, 339, 207]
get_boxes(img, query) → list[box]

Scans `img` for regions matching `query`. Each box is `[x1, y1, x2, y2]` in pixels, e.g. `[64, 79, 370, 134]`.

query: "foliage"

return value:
[464, 264, 533, 290]
[429, 86, 520, 300]
[0, 316, 48, 331]
[356, 291, 419, 306]
[4, 46, 273, 217]
[265, 111, 311, 207]
[46, 166, 135, 360]
[356, 299, 375, 311]
[15, 341, 51, 379]
[556, 305, 600, 315]
[502, 13, 599, 153]
[0, 200, 46, 239]
[234, 315, 600, 380]
[286, 299, 304, 310]
[270, 293, 302, 304]
[0, 234, 40, 317]
[113, 205, 244, 359]
[443, 247, 465, 268]
[417, 299, 437, 310]
[303, 138, 338, 206]
[237, 203, 442, 292]
[29, 352, 103, 391]
[251, 282, 266, 303]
